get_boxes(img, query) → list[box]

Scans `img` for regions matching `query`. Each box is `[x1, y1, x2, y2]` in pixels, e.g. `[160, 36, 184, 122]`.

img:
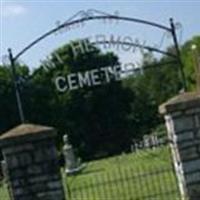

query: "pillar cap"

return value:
[0, 123, 56, 147]
[159, 92, 200, 114]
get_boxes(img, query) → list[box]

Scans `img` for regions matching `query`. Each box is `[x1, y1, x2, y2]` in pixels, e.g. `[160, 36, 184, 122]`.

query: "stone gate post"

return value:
[0, 123, 66, 200]
[160, 92, 200, 200]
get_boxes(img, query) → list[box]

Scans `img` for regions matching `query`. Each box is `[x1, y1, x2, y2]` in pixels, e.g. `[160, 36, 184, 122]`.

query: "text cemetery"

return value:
[55, 65, 121, 92]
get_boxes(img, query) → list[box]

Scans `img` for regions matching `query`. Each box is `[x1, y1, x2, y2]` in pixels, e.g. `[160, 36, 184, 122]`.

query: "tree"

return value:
[181, 35, 200, 90]
[0, 64, 30, 132]
[1, 36, 199, 161]
[21, 40, 134, 160]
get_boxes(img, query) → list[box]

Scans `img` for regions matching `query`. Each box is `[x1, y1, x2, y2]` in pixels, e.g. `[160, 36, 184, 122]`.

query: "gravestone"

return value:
[63, 134, 78, 174]
[1, 160, 7, 180]
[160, 92, 200, 200]
[0, 123, 66, 200]
[63, 134, 86, 175]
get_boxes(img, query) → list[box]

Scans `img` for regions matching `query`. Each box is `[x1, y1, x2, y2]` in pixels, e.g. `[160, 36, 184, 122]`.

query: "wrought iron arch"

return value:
[7, 9, 187, 123]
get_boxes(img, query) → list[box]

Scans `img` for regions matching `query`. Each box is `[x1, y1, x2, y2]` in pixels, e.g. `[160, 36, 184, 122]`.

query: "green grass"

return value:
[0, 182, 10, 200]
[0, 146, 182, 200]
[63, 146, 182, 200]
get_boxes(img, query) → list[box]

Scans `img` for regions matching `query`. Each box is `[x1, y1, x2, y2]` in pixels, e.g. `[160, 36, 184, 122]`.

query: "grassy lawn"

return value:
[63, 146, 181, 200]
[0, 146, 181, 200]
[0, 182, 10, 200]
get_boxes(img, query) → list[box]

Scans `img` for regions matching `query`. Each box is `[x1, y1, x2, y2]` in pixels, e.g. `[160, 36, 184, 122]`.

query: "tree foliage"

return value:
[0, 36, 199, 160]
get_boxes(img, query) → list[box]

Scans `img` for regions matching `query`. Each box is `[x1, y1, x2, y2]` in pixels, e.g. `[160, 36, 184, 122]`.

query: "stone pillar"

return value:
[0, 124, 66, 200]
[160, 92, 200, 200]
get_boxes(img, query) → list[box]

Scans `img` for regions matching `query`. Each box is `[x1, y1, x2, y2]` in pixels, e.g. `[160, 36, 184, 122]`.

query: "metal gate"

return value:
[64, 142, 183, 200]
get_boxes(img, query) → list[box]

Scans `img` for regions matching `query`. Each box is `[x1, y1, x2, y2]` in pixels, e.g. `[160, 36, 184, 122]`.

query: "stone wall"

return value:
[0, 124, 66, 200]
[160, 92, 200, 200]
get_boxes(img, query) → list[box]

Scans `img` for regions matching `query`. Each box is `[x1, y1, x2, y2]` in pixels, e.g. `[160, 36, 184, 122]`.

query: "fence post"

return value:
[0, 123, 66, 200]
[159, 92, 200, 200]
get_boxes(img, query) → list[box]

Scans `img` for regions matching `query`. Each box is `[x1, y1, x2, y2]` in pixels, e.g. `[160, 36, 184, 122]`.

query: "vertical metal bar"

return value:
[102, 172, 108, 200]
[150, 164, 159, 198]
[131, 166, 139, 199]
[91, 175, 97, 200]
[8, 48, 25, 123]
[136, 164, 143, 199]
[96, 173, 103, 199]
[107, 171, 114, 199]
[78, 186, 85, 200]
[124, 168, 132, 200]
[169, 18, 187, 92]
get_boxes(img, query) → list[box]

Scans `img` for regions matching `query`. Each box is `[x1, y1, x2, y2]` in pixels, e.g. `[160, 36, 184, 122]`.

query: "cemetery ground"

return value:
[0, 146, 181, 200]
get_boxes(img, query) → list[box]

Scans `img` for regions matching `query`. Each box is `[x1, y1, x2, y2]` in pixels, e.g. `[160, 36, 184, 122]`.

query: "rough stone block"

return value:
[18, 153, 33, 167]
[29, 174, 59, 184]
[27, 165, 43, 175]
[178, 140, 199, 149]
[13, 188, 24, 196]
[179, 147, 199, 161]
[174, 116, 194, 133]
[188, 184, 200, 199]
[3, 143, 34, 155]
[197, 130, 200, 138]
[10, 169, 25, 178]
[6, 155, 19, 169]
[176, 131, 194, 142]
[185, 172, 200, 184]
[186, 108, 200, 115]
[194, 115, 200, 128]
[182, 159, 200, 173]
[48, 181, 62, 189]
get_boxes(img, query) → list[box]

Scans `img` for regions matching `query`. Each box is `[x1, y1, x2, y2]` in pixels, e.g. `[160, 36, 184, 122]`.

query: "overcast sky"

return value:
[1, 0, 200, 69]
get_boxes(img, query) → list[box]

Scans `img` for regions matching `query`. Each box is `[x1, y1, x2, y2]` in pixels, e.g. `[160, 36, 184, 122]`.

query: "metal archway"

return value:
[7, 9, 187, 123]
